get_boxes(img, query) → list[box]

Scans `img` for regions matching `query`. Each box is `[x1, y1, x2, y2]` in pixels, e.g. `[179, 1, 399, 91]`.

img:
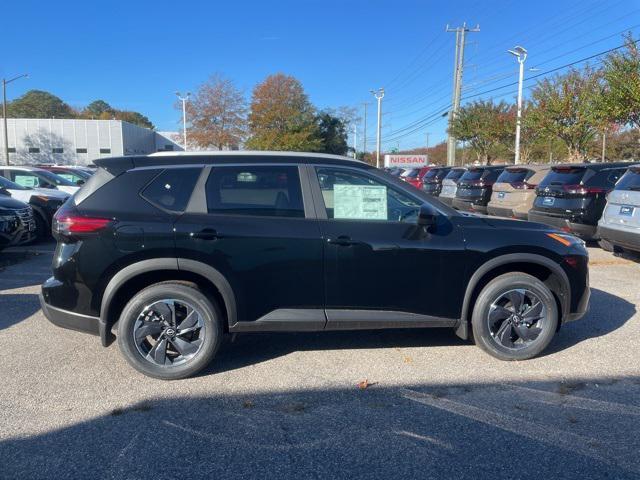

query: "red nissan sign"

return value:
[384, 154, 429, 168]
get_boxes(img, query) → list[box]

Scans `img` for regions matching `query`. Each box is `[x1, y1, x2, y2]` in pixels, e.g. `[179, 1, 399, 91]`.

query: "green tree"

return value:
[246, 73, 321, 151]
[114, 110, 154, 129]
[8, 90, 76, 118]
[449, 99, 512, 164]
[82, 99, 114, 118]
[528, 66, 604, 162]
[601, 35, 640, 129]
[316, 111, 349, 155]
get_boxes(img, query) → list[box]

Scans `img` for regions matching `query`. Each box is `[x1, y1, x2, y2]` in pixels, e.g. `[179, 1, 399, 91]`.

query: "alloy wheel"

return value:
[133, 299, 205, 366]
[487, 288, 546, 350]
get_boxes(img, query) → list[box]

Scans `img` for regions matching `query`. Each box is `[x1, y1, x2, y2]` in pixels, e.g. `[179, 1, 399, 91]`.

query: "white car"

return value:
[0, 166, 80, 195]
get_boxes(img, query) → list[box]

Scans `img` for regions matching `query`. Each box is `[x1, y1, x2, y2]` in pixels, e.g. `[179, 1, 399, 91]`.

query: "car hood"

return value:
[0, 195, 29, 210]
[28, 188, 70, 200]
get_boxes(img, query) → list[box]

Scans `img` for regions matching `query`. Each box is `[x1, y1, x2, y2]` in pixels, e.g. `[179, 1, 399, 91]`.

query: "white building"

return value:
[1, 119, 183, 165]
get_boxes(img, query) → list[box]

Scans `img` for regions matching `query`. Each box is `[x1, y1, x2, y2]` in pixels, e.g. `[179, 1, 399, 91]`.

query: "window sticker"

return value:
[334, 184, 387, 220]
[14, 175, 38, 188]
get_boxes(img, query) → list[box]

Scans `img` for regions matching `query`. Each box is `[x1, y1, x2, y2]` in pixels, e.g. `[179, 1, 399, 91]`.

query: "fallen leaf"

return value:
[358, 379, 378, 390]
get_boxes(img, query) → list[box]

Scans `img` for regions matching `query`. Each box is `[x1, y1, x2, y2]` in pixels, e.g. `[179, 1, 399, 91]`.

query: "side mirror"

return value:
[417, 204, 437, 227]
[0, 187, 10, 197]
[76, 179, 85, 186]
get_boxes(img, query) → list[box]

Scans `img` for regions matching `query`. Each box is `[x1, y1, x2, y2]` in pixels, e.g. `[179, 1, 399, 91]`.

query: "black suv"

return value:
[421, 166, 452, 196]
[452, 165, 505, 214]
[0, 195, 35, 249]
[528, 162, 630, 240]
[41, 153, 590, 379]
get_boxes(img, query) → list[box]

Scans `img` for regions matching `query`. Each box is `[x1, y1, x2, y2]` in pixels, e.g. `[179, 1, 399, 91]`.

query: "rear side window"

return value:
[141, 168, 201, 212]
[615, 168, 640, 190]
[539, 167, 586, 187]
[205, 165, 304, 218]
[586, 168, 626, 188]
[74, 167, 114, 205]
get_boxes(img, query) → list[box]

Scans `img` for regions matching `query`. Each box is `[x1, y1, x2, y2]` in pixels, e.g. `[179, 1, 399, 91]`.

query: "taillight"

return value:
[53, 205, 111, 235]
[562, 184, 607, 195]
[511, 181, 536, 190]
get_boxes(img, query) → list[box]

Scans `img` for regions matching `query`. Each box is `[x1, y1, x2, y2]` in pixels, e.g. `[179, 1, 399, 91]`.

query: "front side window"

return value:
[142, 168, 202, 212]
[316, 167, 421, 223]
[205, 165, 304, 218]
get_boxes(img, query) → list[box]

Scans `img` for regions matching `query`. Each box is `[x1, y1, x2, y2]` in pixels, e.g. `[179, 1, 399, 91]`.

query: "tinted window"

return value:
[403, 168, 421, 178]
[444, 169, 465, 181]
[459, 169, 484, 182]
[586, 168, 627, 188]
[424, 168, 449, 180]
[496, 169, 533, 184]
[142, 168, 201, 212]
[615, 168, 640, 190]
[539, 167, 586, 186]
[316, 167, 421, 223]
[205, 165, 304, 218]
[483, 169, 504, 182]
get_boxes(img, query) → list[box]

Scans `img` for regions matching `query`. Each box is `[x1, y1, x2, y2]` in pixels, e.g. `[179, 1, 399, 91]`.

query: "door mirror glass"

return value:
[417, 204, 437, 227]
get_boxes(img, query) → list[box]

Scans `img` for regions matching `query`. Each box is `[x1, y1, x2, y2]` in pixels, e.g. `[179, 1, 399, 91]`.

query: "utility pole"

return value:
[508, 46, 527, 164]
[2, 74, 28, 165]
[602, 132, 606, 162]
[425, 132, 430, 149]
[175, 91, 191, 151]
[361, 102, 369, 155]
[353, 124, 357, 159]
[370, 88, 384, 168]
[446, 23, 479, 166]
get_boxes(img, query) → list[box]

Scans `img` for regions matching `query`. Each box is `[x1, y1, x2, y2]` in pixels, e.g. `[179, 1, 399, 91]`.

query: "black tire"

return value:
[471, 272, 558, 361]
[117, 282, 222, 380]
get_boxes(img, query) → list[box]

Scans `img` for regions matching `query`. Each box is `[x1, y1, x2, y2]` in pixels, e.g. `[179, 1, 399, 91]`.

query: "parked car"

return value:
[0, 166, 80, 195]
[528, 162, 630, 240]
[487, 165, 551, 219]
[41, 152, 589, 379]
[597, 164, 640, 253]
[387, 167, 406, 177]
[437, 167, 466, 206]
[452, 165, 505, 214]
[402, 166, 433, 189]
[36, 165, 93, 185]
[421, 166, 453, 196]
[0, 175, 69, 239]
[0, 195, 36, 249]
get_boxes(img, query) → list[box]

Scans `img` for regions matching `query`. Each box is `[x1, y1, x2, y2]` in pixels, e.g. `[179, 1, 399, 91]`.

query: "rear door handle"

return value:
[192, 228, 220, 240]
[327, 235, 356, 247]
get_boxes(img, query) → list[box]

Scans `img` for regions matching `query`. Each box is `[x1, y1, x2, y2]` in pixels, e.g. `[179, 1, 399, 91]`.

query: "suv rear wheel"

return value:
[471, 273, 558, 361]
[117, 282, 222, 380]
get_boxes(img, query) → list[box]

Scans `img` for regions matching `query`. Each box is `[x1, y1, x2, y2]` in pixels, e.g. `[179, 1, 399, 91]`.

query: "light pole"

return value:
[2, 74, 28, 165]
[353, 124, 357, 159]
[175, 91, 191, 151]
[508, 46, 527, 164]
[370, 88, 384, 168]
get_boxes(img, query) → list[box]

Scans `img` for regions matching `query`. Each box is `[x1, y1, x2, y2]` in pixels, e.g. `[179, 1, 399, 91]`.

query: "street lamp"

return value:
[370, 88, 384, 168]
[508, 46, 527, 164]
[2, 74, 28, 165]
[175, 91, 191, 151]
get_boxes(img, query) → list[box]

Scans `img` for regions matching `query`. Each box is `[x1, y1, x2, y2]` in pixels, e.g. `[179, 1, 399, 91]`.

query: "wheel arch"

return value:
[456, 253, 570, 340]
[99, 258, 237, 346]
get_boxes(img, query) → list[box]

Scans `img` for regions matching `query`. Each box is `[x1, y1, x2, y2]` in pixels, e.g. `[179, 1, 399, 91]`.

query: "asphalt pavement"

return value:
[0, 241, 639, 479]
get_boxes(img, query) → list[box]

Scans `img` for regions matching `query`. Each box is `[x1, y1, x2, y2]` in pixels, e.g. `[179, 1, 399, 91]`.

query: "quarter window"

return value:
[205, 165, 304, 218]
[141, 168, 202, 212]
[316, 167, 421, 222]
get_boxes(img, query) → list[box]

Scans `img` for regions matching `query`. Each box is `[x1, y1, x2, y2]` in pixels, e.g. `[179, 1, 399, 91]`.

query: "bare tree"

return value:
[183, 74, 248, 150]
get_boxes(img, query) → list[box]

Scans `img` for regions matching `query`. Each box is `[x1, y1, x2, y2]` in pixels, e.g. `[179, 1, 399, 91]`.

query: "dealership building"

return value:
[1, 118, 183, 165]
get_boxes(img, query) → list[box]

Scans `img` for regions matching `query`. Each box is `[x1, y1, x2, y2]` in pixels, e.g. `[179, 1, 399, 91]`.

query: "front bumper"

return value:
[528, 211, 597, 239]
[597, 225, 640, 253]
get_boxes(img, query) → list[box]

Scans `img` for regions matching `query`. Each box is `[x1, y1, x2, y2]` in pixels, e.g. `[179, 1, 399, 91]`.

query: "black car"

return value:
[40, 152, 589, 380]
[0, 195, 35, 249]
[421, 166, 453, 196]
[452, 165, 505, 214]
[528, 162, 630, 240]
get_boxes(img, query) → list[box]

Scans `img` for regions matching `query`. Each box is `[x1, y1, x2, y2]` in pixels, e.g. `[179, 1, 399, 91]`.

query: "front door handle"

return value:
[193, 228, 220, 240]
[327, 235, 356, 247]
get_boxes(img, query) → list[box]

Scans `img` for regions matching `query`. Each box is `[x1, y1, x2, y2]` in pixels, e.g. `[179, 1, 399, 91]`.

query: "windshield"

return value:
[36, 170, 77, 186]
[614, 167, 640, 191]
[0, 175, 28, 190]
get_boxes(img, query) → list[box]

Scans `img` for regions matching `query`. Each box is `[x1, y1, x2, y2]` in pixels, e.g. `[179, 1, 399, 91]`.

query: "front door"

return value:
[309, 166, 465, 326]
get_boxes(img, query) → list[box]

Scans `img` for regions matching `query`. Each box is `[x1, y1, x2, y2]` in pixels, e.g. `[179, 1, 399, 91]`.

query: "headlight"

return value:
[546, 232, 585, 248]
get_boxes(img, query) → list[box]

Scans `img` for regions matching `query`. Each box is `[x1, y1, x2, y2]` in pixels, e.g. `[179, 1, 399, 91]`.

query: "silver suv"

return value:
[597, 164, 640, 254]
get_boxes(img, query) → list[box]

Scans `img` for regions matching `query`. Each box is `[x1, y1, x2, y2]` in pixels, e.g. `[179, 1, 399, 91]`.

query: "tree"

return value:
[113, 110, 154, 129]
[499, 102, 553, 164]
[246, 73, 322, 151]
[316, 111, 349, 155]
[82, 99, 114, 119]
[528, 67, 604, 162]
[449, 100, 512, 164]
[601, 34, 640, 129]
[185, 74, 247, 150]
[8, 90, 76, 118]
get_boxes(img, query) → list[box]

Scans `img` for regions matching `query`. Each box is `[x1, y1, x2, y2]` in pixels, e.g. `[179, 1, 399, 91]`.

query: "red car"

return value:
[401, 166, 434, 189]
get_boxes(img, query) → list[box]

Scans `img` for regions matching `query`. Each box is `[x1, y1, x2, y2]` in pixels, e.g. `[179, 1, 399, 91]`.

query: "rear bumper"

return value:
[486, 205, 514, 218]
[597, 225, 640, 252]
[438, 196, 454, 206]
[528, 211, 597, 239]
[453, 198, 487, 214]
[39, 292, 100, 336]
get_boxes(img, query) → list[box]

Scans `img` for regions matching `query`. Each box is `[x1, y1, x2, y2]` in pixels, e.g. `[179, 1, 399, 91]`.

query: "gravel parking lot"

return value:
[0, 242, 639, 479]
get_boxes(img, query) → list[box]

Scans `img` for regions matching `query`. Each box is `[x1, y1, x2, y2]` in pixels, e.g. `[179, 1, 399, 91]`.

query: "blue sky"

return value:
[3, 0, 639, 150]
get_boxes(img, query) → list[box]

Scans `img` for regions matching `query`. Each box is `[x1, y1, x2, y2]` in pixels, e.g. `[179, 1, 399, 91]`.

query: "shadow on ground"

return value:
[1, 376, 639, 480]
[0, 293, 40, 331]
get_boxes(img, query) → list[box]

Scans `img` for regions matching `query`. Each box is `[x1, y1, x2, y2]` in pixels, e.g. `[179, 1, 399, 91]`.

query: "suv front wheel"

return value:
[471, 273, 558, 361]
[117, 282, 223, 380]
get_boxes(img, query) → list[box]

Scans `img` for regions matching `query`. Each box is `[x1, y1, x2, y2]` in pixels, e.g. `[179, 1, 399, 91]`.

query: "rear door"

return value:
[173, 163, 324, 328]
[603, 167, 640, 229]
[534, 166, 589, 215]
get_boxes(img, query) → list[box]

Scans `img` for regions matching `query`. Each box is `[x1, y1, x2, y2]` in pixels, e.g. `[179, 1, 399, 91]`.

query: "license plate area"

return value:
[542, 197, 555, 206]
[497, 192, 505, 199]
[620, 205, 634, 216]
